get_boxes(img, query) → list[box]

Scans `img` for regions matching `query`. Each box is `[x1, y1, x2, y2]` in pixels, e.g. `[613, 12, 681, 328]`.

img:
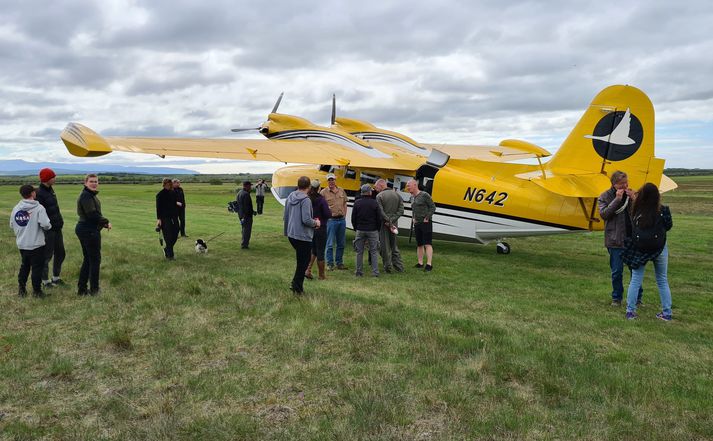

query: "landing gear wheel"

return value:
[496, 242, 510, 254]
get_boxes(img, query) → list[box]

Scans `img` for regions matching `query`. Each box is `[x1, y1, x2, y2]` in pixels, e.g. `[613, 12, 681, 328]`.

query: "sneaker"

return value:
[327, 264, 335, 271]
[33, 290, 46, 298]
[424, 264, 433, 272]
[42, 281, 55, 289]
[384, 267, 393, 274]
[51, 278, 66, 286]
[414, 263, 424, 268]
[78, 288, 89, 296]
[337, 264, 348, 270]
[636, 301, 644, 307]
[18, 286, 27, 297]
[611, 300, 622, 307]
[625, 311, 638, 320]
[372, 273, 379, 277]
[656, 312, 672, 322]
[355, 272, 363, 277]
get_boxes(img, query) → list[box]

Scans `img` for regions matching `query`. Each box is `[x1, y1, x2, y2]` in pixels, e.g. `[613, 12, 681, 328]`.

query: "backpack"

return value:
[631, 212, 666, 252]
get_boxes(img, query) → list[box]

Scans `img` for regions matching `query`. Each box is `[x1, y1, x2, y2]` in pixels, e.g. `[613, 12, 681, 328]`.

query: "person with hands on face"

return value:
[598, 170, 643, 307]
[236, 180, 256, 249]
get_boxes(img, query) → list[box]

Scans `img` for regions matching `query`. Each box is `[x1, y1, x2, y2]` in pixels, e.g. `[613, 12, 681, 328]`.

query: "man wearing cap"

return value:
[351, 184, 382, 277]
[236, 180, 256, 249]
[375, 179, 405, 273]
[36, 168, 66, 287]
[320, 173, 349, 270]
[172, 179, 187, 237]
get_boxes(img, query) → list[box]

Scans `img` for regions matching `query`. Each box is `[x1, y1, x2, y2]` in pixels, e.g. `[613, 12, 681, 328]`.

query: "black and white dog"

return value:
[195, 239, 208, 254]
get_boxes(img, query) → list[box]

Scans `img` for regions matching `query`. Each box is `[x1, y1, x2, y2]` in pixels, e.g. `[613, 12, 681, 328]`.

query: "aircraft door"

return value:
[393, 174, 413, 202]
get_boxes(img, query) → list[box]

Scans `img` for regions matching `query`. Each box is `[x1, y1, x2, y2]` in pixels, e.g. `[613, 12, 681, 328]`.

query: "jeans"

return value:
[326, 217, 346, 266]
[608, 247, 642, 302]
[627, 245, 672, 315]
[42, 229, 66, 281]
[76, 226, 101, 293]
[354, 230, 379, 275]
[289, 237, 312, 293]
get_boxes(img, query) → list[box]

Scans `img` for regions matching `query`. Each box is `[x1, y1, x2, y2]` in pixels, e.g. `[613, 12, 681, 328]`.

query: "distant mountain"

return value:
[0, 160, 198, 176]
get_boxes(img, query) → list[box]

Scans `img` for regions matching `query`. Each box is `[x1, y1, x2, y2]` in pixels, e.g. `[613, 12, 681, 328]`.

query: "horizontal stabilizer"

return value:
[516, 170, 611, 197]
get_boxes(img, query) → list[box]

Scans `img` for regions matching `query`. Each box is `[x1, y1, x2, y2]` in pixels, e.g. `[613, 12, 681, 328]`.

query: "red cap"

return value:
[39, 168, 56, 182]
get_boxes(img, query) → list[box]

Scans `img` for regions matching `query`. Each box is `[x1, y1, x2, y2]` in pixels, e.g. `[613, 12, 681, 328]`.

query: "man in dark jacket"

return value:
[172, 179, 187, 237]
[36, 168, 66, 287]
[156, 178, 180, 259]
[236, 181, 256, 249]
[598, 170, 643, 306]
[351, 184, 382, 277]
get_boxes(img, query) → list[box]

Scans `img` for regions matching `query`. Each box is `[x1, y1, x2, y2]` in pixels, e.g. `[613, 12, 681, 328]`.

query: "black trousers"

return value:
[311, 227, 327, 261]
[256, 196, 265, 214]
[177, 208, 186, 236]
[42, 229, 66, 281]
[19, 247, 45, 293]
[76, 228, 101, 293]
[241, 216, 253, 248]
[289, 237, 312, 293]
[161, 217, 179, 258]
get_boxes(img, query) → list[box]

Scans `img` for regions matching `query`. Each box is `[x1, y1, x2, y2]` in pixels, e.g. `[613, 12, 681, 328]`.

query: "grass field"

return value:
[1, 177, 712, 440]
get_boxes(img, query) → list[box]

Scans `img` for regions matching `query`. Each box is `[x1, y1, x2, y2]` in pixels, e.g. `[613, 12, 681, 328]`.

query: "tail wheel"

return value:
[496, 242, 510, 254]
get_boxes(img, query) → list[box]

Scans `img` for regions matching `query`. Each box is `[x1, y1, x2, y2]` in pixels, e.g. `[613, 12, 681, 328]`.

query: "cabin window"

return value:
[344, 168, 357, 179]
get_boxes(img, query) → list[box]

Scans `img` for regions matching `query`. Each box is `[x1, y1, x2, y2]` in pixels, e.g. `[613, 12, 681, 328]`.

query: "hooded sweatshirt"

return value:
[10, 199, 51, 250]
[283, 190, 317, 242]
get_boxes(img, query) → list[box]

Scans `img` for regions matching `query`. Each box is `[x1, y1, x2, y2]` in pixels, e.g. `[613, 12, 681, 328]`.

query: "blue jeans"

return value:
[608, 247, 642, 302]
[326, 218, 346, 266]
[627, 245, 672, 316]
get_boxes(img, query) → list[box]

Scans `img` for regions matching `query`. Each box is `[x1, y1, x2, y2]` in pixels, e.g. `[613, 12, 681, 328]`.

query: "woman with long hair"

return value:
[305, 179, 331, 280]
[623, 183, 673, 321]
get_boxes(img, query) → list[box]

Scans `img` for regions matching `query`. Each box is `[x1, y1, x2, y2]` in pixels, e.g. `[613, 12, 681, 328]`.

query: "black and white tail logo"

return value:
[585, 108, 643, 161]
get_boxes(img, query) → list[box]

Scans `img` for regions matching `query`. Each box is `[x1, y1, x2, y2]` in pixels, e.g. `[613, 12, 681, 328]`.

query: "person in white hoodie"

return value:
[283, 176, 320, 295]
[10, 185, 52, 297]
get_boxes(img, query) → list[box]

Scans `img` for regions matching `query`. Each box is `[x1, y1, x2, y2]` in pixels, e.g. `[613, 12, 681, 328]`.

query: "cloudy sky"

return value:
[2, 0, 713, 173]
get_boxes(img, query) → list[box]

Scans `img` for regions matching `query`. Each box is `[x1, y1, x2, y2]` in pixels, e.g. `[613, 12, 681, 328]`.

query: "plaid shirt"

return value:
[622, 205, 673, 269]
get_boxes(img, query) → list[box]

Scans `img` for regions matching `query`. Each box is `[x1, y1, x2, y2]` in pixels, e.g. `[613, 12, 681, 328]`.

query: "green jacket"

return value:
[411, 191, 436, 224]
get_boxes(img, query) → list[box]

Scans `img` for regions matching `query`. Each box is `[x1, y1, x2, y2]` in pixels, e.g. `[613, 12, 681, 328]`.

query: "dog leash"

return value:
[204, 231, 225, 243]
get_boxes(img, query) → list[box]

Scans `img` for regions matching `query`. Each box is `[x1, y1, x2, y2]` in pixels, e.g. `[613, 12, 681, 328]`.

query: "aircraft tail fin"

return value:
[546, 85, 665, 190]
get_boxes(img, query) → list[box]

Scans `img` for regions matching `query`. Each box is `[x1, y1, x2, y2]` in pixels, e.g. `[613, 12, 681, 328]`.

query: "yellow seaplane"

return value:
[60, 85, 676, 253]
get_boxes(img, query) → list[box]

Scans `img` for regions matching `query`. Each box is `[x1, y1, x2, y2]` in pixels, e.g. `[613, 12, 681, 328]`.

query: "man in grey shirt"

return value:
[255, 179, 269, 215]
[375, 179, 404, 273]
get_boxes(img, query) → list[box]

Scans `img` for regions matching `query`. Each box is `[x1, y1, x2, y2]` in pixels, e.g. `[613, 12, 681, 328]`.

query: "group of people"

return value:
[283, 174, 435, 294]
[598, 171, 674, 321]
[10, 168, 675, 321]
[10, 169, 111, 297]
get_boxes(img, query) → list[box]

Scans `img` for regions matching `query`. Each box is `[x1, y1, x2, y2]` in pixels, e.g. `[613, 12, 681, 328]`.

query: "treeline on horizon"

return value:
[0, 169, 710, 186]
[0, 172, 273, 186]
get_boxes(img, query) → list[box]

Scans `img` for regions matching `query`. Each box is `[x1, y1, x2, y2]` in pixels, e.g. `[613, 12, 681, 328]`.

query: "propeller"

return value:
[230, 92, 284, 133]
[331, 94, 336, 125]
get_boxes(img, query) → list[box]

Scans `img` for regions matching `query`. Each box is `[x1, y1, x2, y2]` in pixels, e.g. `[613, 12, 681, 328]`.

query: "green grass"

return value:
[0, 178, 712, 440]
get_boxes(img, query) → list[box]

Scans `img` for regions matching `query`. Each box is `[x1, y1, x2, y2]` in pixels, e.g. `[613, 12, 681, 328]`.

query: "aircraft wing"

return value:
[61, 123, 424, 171]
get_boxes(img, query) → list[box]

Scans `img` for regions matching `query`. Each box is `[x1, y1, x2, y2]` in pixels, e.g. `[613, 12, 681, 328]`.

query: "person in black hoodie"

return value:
[172, 179, 187, 237]
[156, 178, 180, 259]
[236, 181, 256, 249]
[36, 168, 66, 288]
[75, 174, 111, 296]
[351, 184, 382, 277]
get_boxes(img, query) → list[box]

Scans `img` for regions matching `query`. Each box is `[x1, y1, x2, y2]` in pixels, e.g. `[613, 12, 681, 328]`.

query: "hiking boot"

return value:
[337, 264, 348, 270]
[655, 312, 672, 322]
[414, 263, 424, 268]
[611, 300, 622, 307]
[625, 311, 638, 320]
[424, 264, 433, 272]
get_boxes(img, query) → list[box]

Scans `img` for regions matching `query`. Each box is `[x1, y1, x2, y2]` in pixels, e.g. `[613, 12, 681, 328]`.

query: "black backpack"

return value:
[631, 212, 666, 252]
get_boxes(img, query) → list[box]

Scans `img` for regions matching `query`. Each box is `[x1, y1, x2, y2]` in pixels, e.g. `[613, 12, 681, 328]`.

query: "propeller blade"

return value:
[331, 94, 336, 125]
[271, 92, 284, 114]
[230, 127, 260, 133]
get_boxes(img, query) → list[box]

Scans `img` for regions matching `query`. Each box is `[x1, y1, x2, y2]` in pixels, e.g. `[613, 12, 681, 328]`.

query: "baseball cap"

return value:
[326, 173, 336, 180]
[360, 184, 372, 194]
